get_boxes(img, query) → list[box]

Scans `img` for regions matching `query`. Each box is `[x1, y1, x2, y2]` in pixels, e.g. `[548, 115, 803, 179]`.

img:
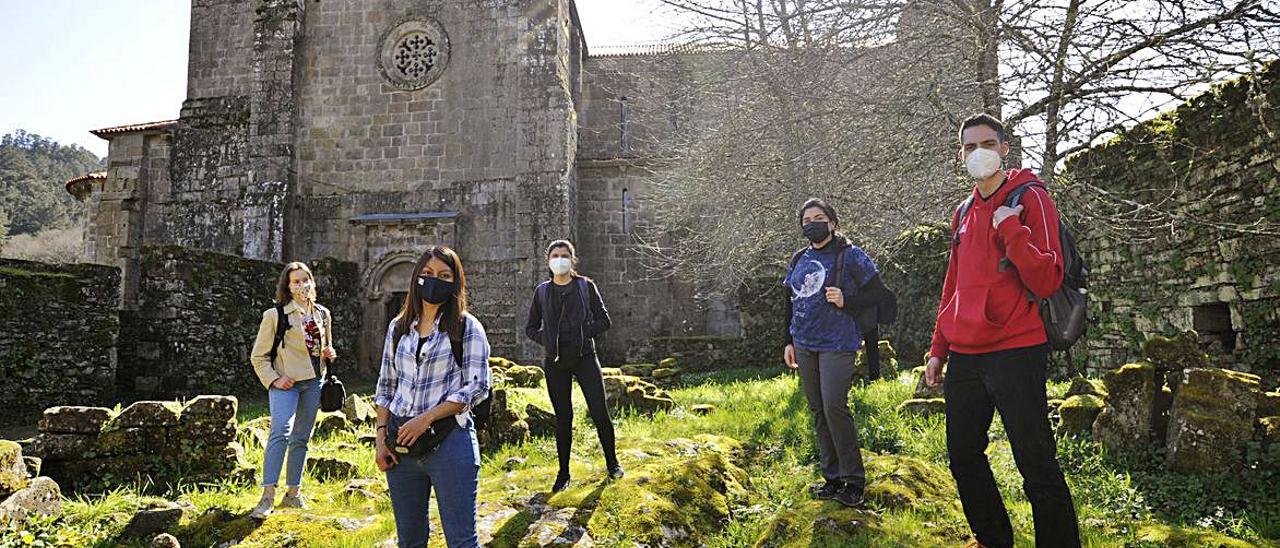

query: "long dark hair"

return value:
[798, 198, 850, 247]
[392, 246, 468, 344]
[274, 262, 316, 306]
[545, 239, 586, 279]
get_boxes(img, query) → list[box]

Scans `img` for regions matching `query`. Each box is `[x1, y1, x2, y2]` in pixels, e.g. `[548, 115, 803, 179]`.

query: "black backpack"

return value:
[393, 317, 493, 430]
[788, 244, 898, 334]
[953, 182, 1089, 350]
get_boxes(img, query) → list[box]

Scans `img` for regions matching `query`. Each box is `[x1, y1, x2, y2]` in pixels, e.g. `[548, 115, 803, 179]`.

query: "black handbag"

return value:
[384, 413, 457, 458]
[320, 372, 346, 412]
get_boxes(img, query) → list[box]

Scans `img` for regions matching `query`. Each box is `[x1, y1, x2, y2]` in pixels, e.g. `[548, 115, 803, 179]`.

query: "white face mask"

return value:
[548, 257, 573, 276]
[965, 147, 1003, 179]
[291, 281, 314, 296]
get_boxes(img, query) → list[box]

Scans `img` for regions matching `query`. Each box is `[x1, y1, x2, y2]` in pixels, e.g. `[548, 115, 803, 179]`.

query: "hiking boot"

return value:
[552, 473, 571, 493]
[278, 493, 307, 509]
[832, 483, 865, 508]
[249, 494, 274, 519]
[607, 465, 625, 480]
[809, 480, 842, 500]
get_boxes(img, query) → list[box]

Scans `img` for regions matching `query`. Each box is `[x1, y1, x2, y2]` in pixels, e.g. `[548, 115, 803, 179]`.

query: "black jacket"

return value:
[525, 276, 612, 361]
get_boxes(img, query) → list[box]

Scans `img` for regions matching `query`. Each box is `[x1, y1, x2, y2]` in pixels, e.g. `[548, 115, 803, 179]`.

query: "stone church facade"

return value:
[67, 0, 964, 371]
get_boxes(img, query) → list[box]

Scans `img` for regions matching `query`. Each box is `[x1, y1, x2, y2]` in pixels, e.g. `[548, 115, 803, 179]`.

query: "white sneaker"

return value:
[249, 494, 274, 519]
[278, 493, 307, 509]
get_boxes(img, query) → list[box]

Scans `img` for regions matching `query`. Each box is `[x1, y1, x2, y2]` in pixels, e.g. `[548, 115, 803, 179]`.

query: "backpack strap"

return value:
[267, 304, 290, 365]
[952, 196, 975, 247]
[832, 245, 847, 290]
[788, 248, 806, 273]
[1005, 182, 1045, 210]
[451, 315, 468, 369]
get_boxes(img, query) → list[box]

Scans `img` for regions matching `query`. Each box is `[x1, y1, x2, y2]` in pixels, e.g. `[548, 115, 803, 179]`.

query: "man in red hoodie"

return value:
[925, 114, 1080, 548]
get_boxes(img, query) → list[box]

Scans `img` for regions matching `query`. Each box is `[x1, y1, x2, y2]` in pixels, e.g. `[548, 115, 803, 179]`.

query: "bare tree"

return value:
[614, 0, 1280, 296]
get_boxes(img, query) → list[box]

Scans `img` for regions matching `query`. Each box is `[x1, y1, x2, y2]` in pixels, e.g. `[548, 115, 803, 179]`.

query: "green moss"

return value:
[864, 452, 955, 510]
[753, 500, 880, 548]
[0, 266, 77, 279]
[586, 442, 748, 547]
[1132, 523, 1256, 547]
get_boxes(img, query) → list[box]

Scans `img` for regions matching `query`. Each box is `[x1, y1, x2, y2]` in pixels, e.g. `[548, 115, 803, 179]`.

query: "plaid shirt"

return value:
[374, 313, 492, 427]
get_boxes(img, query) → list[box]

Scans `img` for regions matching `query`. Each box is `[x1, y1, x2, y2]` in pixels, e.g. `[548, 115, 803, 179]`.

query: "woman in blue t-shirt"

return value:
[782, 198, 890, 508]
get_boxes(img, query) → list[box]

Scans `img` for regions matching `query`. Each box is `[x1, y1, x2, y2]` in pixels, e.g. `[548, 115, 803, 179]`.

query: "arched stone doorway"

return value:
[360, 252, 420, 372]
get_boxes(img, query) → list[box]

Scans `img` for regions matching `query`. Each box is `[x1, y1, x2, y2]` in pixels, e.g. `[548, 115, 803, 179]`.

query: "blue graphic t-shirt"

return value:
[785, 244, 879, 352]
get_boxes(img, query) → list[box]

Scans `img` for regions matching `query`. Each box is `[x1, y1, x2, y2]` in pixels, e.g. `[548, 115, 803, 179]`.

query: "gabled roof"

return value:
[90, 120, 178, 138]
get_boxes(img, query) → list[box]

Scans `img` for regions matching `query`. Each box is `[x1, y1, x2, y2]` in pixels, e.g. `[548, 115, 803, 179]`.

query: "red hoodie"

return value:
[929, 168, 1065, 359]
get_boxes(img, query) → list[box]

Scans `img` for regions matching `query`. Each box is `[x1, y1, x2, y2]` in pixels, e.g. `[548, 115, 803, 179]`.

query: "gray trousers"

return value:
[795, 347, 866, 489]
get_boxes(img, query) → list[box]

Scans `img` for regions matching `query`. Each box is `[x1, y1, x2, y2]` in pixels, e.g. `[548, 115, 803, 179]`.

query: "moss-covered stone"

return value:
[0, 440, 29, 498]
[505, 365, 545, 388]
[655, 366, 686, 378]
[0, 476, 61, 524]
[1259, 416, 1280, 443]
[911, 365, 944, 399]
[113, 401, 182, 428]
[1132, 523, 1256, 547]
[604, 375, 677, 415]
[1142, 331, 1211, 372]
[585, 438, 749, 547]
[479, 388, 530, 449]
[1065, 377, 1108, 398]
[1166, 367, 1262, 472]
[1093, 363, 1156, 456]
[863, 452, 954, 509]
[1258, 390, 1280, 418]
[38, 406, 112, 434]
[29, 432, 98, 461]
[525, 404, 557, 438]
[896, 398, 945, 417]
[753, 500, 878, 548]
[599, 367, 624, 377]
[1058, 394, 1105, 436]
[180, 395, 238, 423]
[306, 456, 358, 481]
[620, 363, 658, 377]
[313, 413, 351, 437]
[96, 427, 168, 456]
[658, 357, 679, 369]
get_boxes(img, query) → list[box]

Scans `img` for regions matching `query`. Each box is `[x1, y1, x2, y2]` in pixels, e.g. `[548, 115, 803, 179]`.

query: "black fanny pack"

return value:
[385, 413, 458, 458]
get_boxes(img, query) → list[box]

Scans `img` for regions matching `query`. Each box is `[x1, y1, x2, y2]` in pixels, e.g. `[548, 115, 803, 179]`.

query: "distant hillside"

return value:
[0, 130, 104, 238]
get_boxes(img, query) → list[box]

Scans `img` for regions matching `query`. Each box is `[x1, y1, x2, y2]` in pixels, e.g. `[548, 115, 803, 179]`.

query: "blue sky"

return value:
[0, 0, 674, 158]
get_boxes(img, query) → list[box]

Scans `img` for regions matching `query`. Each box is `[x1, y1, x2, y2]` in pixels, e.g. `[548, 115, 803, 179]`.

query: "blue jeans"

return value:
[261, 376, 322, 487]
[385, 420, 480, 548]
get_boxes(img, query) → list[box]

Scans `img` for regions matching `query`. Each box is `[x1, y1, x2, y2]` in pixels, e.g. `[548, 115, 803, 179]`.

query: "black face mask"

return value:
[803, 222, 831, 243]
[417, 276, 456, 304]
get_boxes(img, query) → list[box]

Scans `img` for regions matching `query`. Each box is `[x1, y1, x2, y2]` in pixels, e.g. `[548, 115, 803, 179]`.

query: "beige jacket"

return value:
[250, 301, 333, 389]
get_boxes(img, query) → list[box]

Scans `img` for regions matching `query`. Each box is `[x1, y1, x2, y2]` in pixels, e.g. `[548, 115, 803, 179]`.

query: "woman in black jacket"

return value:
[525, 239, 621, 492]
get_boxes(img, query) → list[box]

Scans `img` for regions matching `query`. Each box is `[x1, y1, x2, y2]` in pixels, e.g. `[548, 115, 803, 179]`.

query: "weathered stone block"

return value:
[341, 394, 376, 425]
[170, 418, 236, 446]
[504, 365, 545, 387]
[114, 401, 182, 428]
[29, 433, 98, 461]
[1058, 394, 1105, 436]
[1092, 363, 1156, 456]
[0, 476, 61, 523]
[651, 367, 682, 380]
[691, 404, 715, 416]
[96, 427, 168, 456]
[1165, 367, 1261, 473]
[1258, 391, 1280, 418]
[525, 404, 557, 437]
[122, 499, 184, 538]
[307, 456, 358, 481]
[1065, 377, 1108, 399]
[180, 395, 238, 423]
[38, 406, 112, 434]
[1142, 331, 1210, 372]
[0, 440, 29, 498]
[911, 366, 945, 400]
[314, 413, 352, 437]
[619, 363, 657, 377]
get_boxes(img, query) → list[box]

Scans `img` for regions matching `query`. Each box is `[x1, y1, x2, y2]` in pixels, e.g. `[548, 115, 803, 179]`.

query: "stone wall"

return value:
[26, 397, 245, 492]
[116, 246, 364, 399]
[0, 260, 120, 416]
[1067, 61, 1280, 381]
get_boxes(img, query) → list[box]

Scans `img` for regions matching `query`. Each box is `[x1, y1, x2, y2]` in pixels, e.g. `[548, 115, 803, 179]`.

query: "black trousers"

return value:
[945, 344, 1080, 548]
[544, 351, 618, 475]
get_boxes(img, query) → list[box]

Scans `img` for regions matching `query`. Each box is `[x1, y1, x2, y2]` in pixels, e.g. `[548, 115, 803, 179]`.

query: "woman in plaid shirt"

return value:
[373, 246, 492, 548]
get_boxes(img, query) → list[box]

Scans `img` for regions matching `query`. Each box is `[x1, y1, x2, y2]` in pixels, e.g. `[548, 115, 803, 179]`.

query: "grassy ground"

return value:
[8, 366, 1279, 547]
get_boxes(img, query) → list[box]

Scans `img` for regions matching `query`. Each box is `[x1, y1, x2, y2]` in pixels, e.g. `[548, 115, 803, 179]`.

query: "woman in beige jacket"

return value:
[247, 262, 336, 519]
